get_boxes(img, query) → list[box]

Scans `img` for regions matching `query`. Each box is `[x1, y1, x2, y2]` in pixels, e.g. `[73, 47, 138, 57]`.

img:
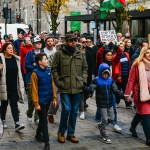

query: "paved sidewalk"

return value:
[0, 96, 149, 150]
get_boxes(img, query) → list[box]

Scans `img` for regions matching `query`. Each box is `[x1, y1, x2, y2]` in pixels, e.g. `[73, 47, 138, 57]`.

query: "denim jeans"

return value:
[95, 94, 117, 125]
[59, 93, 81, 136]
[112, 94, 117, 125]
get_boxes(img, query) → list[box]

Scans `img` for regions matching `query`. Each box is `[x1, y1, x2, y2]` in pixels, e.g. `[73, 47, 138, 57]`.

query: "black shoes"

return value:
[146, 139, 150, 146]
[129, 127, 138, 138]
[35, 134, 44, 143]
[44, 144, 50, 150]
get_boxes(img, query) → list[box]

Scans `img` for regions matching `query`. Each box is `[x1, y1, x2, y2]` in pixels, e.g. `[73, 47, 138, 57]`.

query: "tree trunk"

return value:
[51, 12, 58, 35]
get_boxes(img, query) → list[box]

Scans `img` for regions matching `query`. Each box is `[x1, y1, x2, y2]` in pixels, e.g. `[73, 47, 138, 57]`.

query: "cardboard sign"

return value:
[99, 30, 117, 42]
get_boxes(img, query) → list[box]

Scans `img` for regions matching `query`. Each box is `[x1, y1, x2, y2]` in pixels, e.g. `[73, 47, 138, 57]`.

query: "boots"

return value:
[129, 127, 138, 138]
[44, 143, 50, 150]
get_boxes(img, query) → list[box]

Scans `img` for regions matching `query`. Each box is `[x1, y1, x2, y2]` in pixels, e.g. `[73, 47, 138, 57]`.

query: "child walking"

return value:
[31, 53, 57, 150]
[89, 63, 124, 144]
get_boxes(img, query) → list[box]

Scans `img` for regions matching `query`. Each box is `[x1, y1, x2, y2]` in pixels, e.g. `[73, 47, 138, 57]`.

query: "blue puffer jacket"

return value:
[33, 66, 53, 104]
[25, 49, 44, 84]
[90, 63, 114, 108]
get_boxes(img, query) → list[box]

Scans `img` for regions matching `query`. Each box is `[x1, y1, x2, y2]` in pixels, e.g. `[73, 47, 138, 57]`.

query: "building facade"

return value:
[0, 0, 150, 37]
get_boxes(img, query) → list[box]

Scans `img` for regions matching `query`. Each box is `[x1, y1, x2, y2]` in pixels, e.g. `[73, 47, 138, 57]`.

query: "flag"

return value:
[100, 0, 126, 19]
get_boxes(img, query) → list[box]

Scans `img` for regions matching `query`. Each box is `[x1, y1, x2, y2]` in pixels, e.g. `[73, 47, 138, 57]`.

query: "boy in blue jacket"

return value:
[31, 53, 57, 150]
[89, 63, 124, 144]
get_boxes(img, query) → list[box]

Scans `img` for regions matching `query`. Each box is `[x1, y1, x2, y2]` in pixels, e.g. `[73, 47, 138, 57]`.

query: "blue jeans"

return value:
[95, 94, 117, 125]
[59, 93, 81, 136]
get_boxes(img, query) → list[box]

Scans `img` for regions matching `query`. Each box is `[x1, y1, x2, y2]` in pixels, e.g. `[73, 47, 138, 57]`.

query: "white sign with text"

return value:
[99, 30, 117, 42]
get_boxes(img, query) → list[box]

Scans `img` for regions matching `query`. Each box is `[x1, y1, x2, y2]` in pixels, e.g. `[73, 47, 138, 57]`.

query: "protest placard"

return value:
[99, 30, 117, 42]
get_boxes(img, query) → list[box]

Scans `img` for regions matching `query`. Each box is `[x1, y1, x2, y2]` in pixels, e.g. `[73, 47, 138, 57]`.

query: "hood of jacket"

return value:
[98, 63, 110, 78]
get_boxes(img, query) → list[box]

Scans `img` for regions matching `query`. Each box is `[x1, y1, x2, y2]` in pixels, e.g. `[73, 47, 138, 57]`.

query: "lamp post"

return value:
[3, 0, 8, 35]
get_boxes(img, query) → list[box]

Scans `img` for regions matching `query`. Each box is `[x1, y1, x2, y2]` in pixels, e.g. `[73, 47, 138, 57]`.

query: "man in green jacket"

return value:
[51, 34, 88, 143]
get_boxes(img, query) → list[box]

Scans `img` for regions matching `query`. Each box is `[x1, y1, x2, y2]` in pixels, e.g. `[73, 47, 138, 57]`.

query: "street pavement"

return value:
[0, 96, 150, 150]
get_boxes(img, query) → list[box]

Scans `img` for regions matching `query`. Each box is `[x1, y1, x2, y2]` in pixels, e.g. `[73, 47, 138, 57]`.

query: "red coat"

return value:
[125, 64, 150, 115]
[115, 52, 130, 83]
[19, 44, 33, 74]
[96, 46, 122, 80]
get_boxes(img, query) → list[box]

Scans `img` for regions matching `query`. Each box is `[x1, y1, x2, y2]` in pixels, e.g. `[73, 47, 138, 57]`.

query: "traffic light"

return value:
[2, 7, 9, 19]
[16, 15, 21, 23]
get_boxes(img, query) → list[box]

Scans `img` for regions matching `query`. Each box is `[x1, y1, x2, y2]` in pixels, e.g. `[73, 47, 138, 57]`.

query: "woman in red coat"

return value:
[125, 46, 150, 146]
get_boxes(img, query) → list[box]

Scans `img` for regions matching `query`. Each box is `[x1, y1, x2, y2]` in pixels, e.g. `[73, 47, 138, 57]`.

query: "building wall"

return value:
[0, 0, 150, 37]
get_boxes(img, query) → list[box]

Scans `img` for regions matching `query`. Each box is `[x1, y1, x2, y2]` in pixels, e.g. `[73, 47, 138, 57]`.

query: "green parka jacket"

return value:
[51, 44, 88, 94]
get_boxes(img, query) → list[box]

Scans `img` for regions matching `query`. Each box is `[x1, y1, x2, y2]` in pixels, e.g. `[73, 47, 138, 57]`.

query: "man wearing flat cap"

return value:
[51, 34, 88, 143]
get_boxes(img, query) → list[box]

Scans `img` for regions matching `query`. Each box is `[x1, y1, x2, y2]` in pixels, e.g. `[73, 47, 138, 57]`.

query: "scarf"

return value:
[138, 58, 150, 102]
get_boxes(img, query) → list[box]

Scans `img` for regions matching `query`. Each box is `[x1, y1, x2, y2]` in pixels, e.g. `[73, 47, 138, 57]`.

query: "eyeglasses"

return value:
[82, 41, 86, 44]
[68, 39, 77, 42]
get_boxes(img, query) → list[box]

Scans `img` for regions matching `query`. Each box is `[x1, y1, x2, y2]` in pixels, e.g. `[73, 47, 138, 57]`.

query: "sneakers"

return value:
[27, 117, 32, 122]
[66, 135, 79, 143]
[79, 112, 85, 120]
[57, 132, 65, 143]
[2, 120, 7, 129]
[34, 119, 39, 125]
[101, 136, 111, 144]
[48, 115, 54, 123]
[15, 122, 25, 131]
[129, 127, 138, 138]
[113, 124, 122, 132]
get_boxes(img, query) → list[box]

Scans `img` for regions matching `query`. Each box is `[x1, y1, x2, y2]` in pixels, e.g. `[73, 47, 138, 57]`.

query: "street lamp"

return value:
[2, 0, 8, 35]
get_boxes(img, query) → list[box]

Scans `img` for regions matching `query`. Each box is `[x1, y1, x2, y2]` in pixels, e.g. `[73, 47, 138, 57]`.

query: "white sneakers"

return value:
[101, 136, 111, 144]
[113, 124, 122, 132]
[15, 122, 25, 131]
[2, 120, 7, 129]
[79, 112, 85, 120]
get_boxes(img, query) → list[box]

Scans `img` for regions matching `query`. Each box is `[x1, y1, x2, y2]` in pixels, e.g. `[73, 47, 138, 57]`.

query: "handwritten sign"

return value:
[99, 30, 117, 42]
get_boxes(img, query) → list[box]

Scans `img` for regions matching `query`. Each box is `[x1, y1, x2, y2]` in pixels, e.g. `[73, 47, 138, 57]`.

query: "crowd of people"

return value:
[0, 29, 150, 150]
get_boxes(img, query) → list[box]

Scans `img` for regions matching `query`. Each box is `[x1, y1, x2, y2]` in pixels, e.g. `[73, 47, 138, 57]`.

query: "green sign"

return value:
[70, 12, 81, 32]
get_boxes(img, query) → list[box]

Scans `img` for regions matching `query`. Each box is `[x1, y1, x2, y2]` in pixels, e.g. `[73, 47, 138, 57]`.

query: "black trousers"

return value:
[131, 113, 142, 128]
[36, 103, 50, 143]
[131, 113, 150, 140]
[142, 114, 150, 140]
[0, 92, 19, 123]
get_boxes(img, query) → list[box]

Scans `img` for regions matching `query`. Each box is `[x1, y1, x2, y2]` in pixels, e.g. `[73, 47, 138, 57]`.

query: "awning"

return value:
[65, 9, 150, 22]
